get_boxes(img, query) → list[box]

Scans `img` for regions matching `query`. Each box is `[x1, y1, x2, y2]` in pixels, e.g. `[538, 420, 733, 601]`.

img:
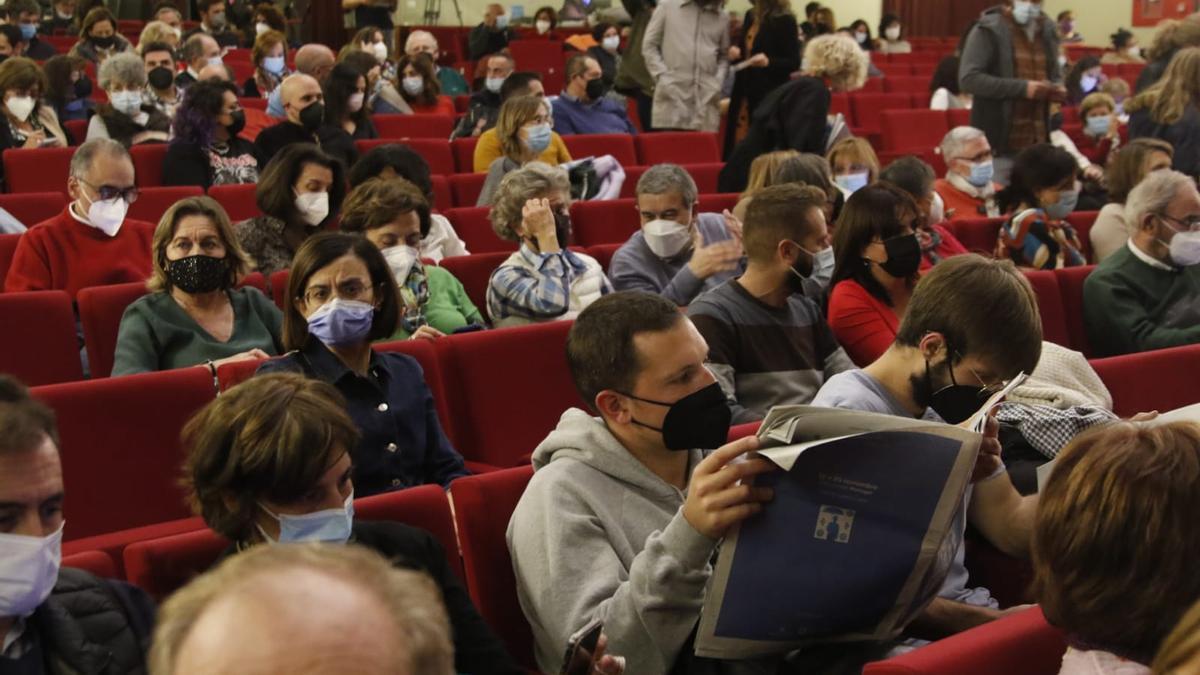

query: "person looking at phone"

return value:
[508, 290, 777, 674]
[812, 254, 1043, 640]
[0, 57, 68, 185]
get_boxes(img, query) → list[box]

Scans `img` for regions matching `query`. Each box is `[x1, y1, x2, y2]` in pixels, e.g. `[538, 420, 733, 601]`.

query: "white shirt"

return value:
[419, 213, 470, 262]
[2, 618, 28, 659]
[1126, 238, 1174, 272]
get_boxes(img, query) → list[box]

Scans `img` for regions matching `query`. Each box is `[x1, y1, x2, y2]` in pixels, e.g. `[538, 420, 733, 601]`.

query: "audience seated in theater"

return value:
[879, 156, 969, 268]
[5, 139, 153, 297]
[469, 3, 516, 61]
[87, 52, 171, 147]
[531, 6, 559, 38]
[42, 54, 94, 124]
[339, 50, 407, 117]
[451, 53, 515, 139]
[339, 27, 394, 80]
[1065, 56, 1105, 107]
[876, 12, 912, 54]
[642, 0, 729, 134]
[1075, 93, 1123, 168]
[719, 33, 868, 193]
[175, 33, 222, 90]
[1091, 138, 1173, 262]
[1127, 47, 1200, 178]
[485, 162, 611, 327]
[152, 3, 185, 41]
[936, 126, 1002, 219]
[0, 376, 156, 673]
[245, 3, 287, 50]
[828, 137, 879, 198]
[996, 144, 1087, 269]
[735, 150, 798, 215]
[1033, 422, 1200, 675]
[1084, 169, 1200, 356]
[688, 183, 850, 423]
[509, 290, 778, 674]
[472, 74, 553, 171]
[552, 52, 637, 136]
[814, 254, 1042, 638]
[69, 8, 132, 64]
[258, 233, 470, 494]
[266, 44, 336, 117]
[164, 80, 260, 188]
[9, 0, 56, 61]
[0, 57, 68, 178]
[340, 178, 482, 340]
[174, 372, 520, 674]
[141, 41, 182, 119]
[610, 163, 744, 305]
[183, 0, 240, 49]
[827, 183, 924, 367]
[404, 29, 470, 97]
[242, 29, 288, 99]
[476, 95, 571, 206]
[42, 0, 79, 38]
[112, 197, 282, 376]
[348, 144, 470, 261]
[587, 23, 622, 91]
[323, 62, 377, 141]
[137, 20, 180, 54]
[394, 53, 456, 117]
[233, 143, 343, 275]
[149, 543, 457, 675]
[733, 151, 841, 225]
[1153, 598, 1200, 674]
[254, 73, 358, 171]
[929, 54, 971, 110]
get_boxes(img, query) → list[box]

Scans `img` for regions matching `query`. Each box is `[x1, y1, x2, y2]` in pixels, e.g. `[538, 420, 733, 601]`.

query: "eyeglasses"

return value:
[301, 279, 374, 305]
[946, 350, 1008, 397]
[1159, 213, 1200, 232]
[952, 151, 994, 164]
[78, 179, 138, 204]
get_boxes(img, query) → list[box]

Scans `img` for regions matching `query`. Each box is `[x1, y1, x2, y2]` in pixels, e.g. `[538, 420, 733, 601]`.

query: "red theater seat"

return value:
[449, 173, 488, 207]
[880, 109, 950, 153]
[508, 39, 566, 69]
[883, 76, 933, 95]
[123, 528, 227, 600]
[0, 191, 68, 226]
[207, 183, 259, 222]
[3, 147, 74, 193]
[374, 338, 454, 444]
[62, 517, 206, 578]
[354, 137, 456, 176]
[620, 165, 648, 198]
[0, 291, 83, 385]
[863, 607, 1065, 675]
[949, 217, 1004, 257]
[947, 108, 971, 128]
[1052, 265, 1095, 357]
[356, 484, 465, 580]
[697, 193, 740, 215]
[130, 144, 169, 187]
[586, 243, 621, 272]
[1065, 210, 1098, 261]
[0, 233, 20, 281]
[450, 466, 538, 670]
[1021, 271, 1071, 349]
[850, 93, 912, 136]
[442, 207, 515, 254]
[76, 281, 148, 379]
[32, 368, 216, 540]
[63, 118, 88, 145]
[215, 357, 264, 391]
[684, 162, 723, 194]
[436, 321, 585, 467]
[430, 175, 452, 211]
[269, 269, 290, 309]
[1091, 344, 1200, 418]
[562, 134, 637, 166]
[570, 198, 639, 246]
[635, 131, 720, 165]
[127, 186, 203, 223]
[374, 114, 456, 139]
[63, 550, 118, 578]
[452, 137, 479, 173]
[439, 251, 511, 318]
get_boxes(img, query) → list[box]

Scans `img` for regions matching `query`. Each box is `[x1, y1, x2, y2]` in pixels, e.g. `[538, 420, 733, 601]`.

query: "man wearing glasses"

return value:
[813, 253, 1043, 639]
[5, 139, 152, 298]
[1084, 169, 1200, 356]
[935, 126, 1003, 220]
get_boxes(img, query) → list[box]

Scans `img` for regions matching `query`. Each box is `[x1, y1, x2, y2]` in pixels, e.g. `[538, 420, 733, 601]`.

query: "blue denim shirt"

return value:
[258, 339, 469, 496]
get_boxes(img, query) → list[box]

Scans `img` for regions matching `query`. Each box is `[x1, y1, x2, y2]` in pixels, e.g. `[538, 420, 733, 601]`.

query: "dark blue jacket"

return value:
[552, 93, 638, 136]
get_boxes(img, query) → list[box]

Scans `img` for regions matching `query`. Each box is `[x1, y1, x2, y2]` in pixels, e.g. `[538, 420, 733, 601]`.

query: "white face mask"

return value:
[110, 90, 142, 116]
[255, 21, 270, 36]
[171, 26, 182, 39]
[259, 494, 353, 544]
[642, 218, 691, 259]
[382, 244, 419, 283]
[928, 191, 946, 225]
[347, 92, 364, 113]
[1128, 45, 1141, 58]
[807, 245, 835, 290]
[6, 95, 34, 122]
[0, 523, 64, 618]
[884, 26, 901, 41]
[79, 187, 129, 237]
[401, 76, 424, 96]
[371, 42, 389, 62]
[294, 190, 330, 226]
[602, 35, 620, 52]
[536, 19, 551, 34]
[1160, 218, 1200, 267]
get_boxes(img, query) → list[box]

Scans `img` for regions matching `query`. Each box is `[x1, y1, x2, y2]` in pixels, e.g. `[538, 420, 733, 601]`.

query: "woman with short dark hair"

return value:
[996, 143, 1087, 269]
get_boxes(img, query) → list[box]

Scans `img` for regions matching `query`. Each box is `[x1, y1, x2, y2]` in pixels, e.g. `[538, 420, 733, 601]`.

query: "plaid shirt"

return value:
[487, 244, 611, 324]
[995, 402, 1117, 459]
[1007, 13, 1050, 151]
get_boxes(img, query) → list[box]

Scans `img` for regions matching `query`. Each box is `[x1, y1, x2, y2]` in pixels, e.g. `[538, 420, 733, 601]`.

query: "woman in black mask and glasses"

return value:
[164, 79, 261, 189]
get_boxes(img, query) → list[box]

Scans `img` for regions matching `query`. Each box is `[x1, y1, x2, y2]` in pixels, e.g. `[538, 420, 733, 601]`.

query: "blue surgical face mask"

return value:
[966, 159, 994, 188]
[262, 55, 285, 75]
[18, 22, 36, 41]
[485, 76, 505, 93]
[524, 122, 552, 153]
[259, 493, 354, 544]
[1044, 188, 1079, 220]
[835, 171, 869, 195]
[1012, 1, 1037, 25]
[1085, 115, 1110, 137]
[306, 298, 375, 347]
[806, 245, 835, 290]
[1080, 73, 1099, 93]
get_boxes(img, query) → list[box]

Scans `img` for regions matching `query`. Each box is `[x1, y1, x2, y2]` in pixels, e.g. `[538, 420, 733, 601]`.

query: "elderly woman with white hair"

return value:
[86, 51, 171, 147]
[486, 162, 611, 327]
[718, 33, 869, 193]
[934, 125, 1002, 220]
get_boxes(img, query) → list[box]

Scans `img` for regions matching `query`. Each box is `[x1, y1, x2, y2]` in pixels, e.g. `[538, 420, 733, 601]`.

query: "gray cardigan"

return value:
[958, 5, 1061, 155]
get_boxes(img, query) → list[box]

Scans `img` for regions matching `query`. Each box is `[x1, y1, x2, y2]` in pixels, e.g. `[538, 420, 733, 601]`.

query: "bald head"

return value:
[294, 44, 336, 81]
[405, 30, 438, 58]
[280, 73, 324, 125]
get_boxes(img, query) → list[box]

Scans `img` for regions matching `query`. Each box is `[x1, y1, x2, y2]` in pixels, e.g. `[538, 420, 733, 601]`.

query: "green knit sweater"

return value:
[389, 265, 484, 340]
[1082, 244, 1200, 356]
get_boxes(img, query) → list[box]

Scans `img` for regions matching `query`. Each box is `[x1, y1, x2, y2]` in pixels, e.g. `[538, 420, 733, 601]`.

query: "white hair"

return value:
[1124, 169, 1198, 235]
[938, 126, 988, 161]
[404, 30, 437, 52]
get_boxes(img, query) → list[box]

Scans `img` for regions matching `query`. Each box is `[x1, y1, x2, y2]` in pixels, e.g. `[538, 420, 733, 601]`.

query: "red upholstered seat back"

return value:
[62, 550, 118, 578]
[77, 281, 148, 379]
[0, 291, 83, 385]
[562, 134, 637, 166]
[570, 197, 638, 247]
[122, 528, 228, 600]
[207, 183, 260, 222]
[3, 147, 74, 193]
[443, 207, 516, 254]
[438, 251, 511, 320]
[1021, 270, 1072, 349]
[0, 191, 68, 226]
[356, 484, 464, 580]
[130, 144, 169, 187]
[635, 132, 720, 165]
[1052, 265, 1095, 357]
[127, 186, 203, 224]
[374, 114, 456, 139]
[1091, 344, 1200, 418]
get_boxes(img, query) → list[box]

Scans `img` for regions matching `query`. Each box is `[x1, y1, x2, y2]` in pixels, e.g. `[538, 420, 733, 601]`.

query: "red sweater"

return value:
[828, 279, 900, 367]
[410, 96, 457, 117]
[4, 206, 155, 299]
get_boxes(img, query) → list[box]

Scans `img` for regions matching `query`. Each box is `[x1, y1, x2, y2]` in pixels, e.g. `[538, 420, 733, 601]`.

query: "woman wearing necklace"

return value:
[164, 79, 261, 189]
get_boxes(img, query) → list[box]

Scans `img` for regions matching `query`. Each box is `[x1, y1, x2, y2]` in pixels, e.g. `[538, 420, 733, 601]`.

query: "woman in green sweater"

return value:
[340, 177, 484, 340]
[112, 196, 284, 376]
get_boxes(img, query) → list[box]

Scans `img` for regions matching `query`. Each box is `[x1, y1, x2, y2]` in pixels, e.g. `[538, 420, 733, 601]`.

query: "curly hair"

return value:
[98, 51, 146, 90]
[488, 161, 570, 241]
[1146, 16, 1200, 62]
[396, 52, 441, 107]
[804, 33, 868, 92]
[253, 2, 286, 32]
[171, 79, 237, 147]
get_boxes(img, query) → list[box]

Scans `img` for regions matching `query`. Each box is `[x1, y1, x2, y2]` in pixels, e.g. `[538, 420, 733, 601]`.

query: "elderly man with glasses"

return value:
[935, 126, 1003, 220]
[5, 138, 153, 297]
[1084, 169, 1200, 356]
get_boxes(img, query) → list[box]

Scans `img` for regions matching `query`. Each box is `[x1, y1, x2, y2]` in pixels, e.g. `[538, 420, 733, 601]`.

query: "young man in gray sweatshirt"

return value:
[506, 291, 778, 674]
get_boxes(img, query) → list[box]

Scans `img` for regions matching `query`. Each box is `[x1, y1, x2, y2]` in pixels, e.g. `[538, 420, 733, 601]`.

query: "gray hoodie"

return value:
[506, 408, 775, 675]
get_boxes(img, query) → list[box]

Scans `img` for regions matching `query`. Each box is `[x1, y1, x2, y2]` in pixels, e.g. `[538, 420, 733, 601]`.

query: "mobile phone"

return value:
[452, 323, 485, 334]
[559, 618, 603, 675]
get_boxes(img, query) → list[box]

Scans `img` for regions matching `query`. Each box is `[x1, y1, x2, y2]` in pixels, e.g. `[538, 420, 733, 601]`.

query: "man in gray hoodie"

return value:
[507, 291, 777, 674]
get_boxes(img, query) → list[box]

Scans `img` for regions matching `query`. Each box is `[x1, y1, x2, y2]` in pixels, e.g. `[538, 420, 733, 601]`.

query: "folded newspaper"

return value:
[695, 377, 1025, 659]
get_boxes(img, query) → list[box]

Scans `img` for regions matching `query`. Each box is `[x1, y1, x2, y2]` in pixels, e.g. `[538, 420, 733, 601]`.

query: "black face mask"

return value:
[584, 77, 607, 101]
[147, 66, 174, 91]
[912, 356, 990, 424]
[877, 232, 922, 278]
[622, 382, 733, 450]
[167, 254, 229, 294]
[73, 75, 93, 98]
[226, 109, 246, 136]
[298, 101, 324, 133]
[91, 34, 115, 49]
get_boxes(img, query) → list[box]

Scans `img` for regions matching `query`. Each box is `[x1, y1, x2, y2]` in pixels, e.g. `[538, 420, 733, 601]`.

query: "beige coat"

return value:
[641, 0, 729, 132]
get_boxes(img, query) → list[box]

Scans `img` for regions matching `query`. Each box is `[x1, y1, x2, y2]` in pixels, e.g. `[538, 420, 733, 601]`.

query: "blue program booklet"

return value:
[694, 405, 983, 659]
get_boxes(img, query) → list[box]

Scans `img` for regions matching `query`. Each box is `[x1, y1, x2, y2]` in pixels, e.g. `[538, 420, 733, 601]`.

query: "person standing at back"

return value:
[641, 0, 729, 132]
[723, 0, 798, 158]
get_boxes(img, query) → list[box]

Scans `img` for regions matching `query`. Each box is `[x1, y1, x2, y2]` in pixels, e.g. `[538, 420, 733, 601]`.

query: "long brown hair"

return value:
[1125, 46, 1200, 125]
